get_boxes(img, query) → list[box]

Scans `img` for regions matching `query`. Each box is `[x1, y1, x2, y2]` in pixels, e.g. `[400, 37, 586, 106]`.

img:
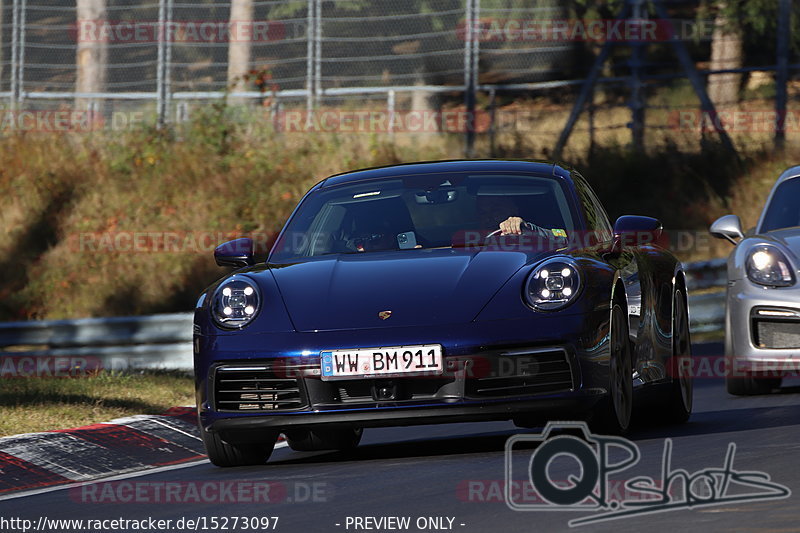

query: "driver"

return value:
[477, 197, 545, 236]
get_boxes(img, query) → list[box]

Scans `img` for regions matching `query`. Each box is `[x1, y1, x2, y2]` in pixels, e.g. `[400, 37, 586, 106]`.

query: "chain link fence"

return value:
[0, 0, 796, 155]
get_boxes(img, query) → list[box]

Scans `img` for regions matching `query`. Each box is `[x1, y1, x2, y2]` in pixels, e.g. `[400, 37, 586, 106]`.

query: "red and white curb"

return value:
[0, 407, 205, 497]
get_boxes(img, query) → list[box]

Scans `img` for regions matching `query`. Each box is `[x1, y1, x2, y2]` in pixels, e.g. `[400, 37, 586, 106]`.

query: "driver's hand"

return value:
[500, 216, 524, 235]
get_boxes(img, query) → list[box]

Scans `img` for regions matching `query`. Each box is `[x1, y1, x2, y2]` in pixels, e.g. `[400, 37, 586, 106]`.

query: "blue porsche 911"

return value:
[193, 160, 692, 466]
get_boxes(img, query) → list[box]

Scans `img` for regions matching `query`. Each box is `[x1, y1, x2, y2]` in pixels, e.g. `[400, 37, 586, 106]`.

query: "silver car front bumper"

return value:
[726, 279, 800, 372]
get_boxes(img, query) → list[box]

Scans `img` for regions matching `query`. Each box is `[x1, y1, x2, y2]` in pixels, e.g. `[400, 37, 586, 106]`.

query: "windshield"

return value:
[269, 172, 578, 262]
[761, 177, 800, 233]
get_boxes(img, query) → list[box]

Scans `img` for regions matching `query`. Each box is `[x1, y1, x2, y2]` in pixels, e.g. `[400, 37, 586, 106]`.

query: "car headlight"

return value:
[211, 276, 261, 328]
[525, 257, 582, 311]
[746, 246, 796, 287]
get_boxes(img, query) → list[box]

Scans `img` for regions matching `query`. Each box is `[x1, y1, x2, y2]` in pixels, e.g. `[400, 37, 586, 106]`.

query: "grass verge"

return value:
[1, 98, 798, 320]
[0, 371, 195, 437]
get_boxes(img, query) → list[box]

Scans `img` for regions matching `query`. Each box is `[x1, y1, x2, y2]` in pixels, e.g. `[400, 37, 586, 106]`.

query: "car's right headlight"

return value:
[745, 245, 796, 287]
[211, 276, 261, 329]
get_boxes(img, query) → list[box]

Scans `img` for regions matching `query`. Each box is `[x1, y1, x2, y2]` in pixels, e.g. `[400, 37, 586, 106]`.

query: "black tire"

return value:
[201, 430, 276, 467]
[591, 301, 633, 435]
[285, 427, 363, 452]
[660, 289, 693, 423]
[726, 372, 781, 396]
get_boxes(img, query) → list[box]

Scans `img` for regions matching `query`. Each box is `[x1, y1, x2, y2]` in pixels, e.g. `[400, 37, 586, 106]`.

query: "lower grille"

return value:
[336, 378, 450, 403]
[754, 319, 800, 349]
[214, 366, 308, 412]
[467, 348, 574, 398]
[338, 381, 373, 402]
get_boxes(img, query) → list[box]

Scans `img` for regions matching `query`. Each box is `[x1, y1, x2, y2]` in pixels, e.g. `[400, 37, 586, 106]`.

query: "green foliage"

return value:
[268, 0, 370, 18]
[699, 0, 800, 53]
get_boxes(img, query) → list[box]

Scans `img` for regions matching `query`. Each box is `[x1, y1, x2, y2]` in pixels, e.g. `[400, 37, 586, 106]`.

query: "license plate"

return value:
[320, 344, 443, 381]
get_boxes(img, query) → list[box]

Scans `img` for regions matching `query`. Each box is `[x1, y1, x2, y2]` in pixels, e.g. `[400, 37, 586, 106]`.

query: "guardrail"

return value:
[685, 258, 727, 334]
[0, 259, 728, 372]
[0, 313, 194, 372]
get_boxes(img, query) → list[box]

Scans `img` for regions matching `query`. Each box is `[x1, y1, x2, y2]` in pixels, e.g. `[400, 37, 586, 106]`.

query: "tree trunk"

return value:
[707, 4, 742, 106]
[75, 0, 107, 111]
[227, 0, 254, 104]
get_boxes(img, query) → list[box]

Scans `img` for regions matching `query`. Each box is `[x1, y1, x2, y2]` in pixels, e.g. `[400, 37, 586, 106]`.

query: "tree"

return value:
[707, 1, 742, 106]
[76, 0, 107, 111]
[703, 0, 800, 106]
[227, 0, 254, 103]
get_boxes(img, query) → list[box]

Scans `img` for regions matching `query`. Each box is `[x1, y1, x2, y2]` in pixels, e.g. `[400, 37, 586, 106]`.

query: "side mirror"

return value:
[214, 238, 255, 268]
[709, 214, 744, 245]
[611, 215, 664, 253]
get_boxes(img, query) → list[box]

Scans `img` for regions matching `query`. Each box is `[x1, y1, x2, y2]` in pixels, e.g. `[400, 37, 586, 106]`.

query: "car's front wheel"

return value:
[591, 301, 633, 434]
[659, 289, 693, 423]
[201, 430, 277, 467]
[285, 427, 363, 452]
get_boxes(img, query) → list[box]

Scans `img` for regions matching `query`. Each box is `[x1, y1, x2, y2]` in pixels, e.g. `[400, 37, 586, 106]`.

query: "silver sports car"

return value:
[710, 165, 800, 395]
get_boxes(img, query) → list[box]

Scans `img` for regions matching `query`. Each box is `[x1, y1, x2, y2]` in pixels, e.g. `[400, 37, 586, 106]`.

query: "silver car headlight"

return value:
[525, 257, 582, 311]
[211, 276, 261, 328]
[745, 246, 796, 287]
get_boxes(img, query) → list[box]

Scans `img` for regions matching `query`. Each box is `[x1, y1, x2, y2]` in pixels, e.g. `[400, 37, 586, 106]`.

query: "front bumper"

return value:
[207, 394, 603, 436]
[727, 279, 800, 371]
[195, 314, 611, 434]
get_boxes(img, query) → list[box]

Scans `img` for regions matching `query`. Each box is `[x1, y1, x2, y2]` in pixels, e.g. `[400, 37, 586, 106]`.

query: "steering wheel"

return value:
[347, 233, 389, 252]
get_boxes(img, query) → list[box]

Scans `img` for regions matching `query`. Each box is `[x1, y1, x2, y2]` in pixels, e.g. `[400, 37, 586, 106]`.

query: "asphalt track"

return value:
[3, 342, 800, 533]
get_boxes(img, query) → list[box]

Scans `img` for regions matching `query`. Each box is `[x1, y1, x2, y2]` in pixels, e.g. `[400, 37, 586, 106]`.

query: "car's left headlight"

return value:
[211, 276, 261, 328]
[525, 257, 582, 311]
[746, 245, 796, 287]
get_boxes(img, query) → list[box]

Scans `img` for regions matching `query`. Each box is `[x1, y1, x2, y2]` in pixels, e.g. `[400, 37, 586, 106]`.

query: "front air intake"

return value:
[214, 365, 308, 412]
[466, 348, 575, 398]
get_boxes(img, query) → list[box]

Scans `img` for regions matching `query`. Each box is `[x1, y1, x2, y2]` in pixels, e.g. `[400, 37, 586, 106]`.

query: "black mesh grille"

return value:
[467, 349, 574, 398]
[754, 319, 800, 349]
[214, 366, 307, 412]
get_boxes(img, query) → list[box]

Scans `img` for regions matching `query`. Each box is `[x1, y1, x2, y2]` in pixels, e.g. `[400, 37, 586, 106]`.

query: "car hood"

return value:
[762, 228, 800, 260]
[268, 248, 543, 331]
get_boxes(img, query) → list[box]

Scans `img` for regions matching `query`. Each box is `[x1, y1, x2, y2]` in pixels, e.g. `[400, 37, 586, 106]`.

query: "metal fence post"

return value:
[314, 0, 321, 107]
[554, 3, 628, 159]
[305, 0, 314, 123]
[156, 0, 166, 127]
[651, 0, 738, 160]
[775, 0, 790, 149]
[16, 0, 25, 107]
[10, 0, 18, 109]
[488, 87, 496, 157]
[387, 89, 395, 137]
[463, 0, 478, 157]
[629, 0, 645, 152]
[164, 0, 173, 123]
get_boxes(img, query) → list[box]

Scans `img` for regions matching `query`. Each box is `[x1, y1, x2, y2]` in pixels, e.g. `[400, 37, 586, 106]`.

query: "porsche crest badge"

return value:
[378, 310, 392, 320]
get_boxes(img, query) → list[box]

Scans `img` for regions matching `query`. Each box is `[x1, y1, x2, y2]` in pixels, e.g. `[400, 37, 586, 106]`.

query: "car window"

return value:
[270, 172, 579, 261]
[571, 171, 613, 242]
[760, 177, 800, 233]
